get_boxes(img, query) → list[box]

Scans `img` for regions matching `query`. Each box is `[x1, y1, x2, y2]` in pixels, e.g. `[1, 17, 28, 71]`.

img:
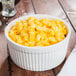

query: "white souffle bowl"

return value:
[5, 14, 71, 71]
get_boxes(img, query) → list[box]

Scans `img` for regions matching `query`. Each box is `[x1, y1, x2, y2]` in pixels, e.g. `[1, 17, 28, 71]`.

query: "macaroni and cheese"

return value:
[8, 17, 68, 47]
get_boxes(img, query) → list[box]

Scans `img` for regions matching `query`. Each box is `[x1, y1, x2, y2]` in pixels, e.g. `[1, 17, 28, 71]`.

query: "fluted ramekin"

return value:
[5, 14, 71, 71]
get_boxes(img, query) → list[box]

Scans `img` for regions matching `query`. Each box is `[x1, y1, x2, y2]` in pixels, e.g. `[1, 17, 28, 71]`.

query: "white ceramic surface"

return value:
[5, 14, 71, 71]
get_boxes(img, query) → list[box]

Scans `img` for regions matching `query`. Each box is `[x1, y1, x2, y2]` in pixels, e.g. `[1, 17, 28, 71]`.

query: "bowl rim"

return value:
[5, 14, 71, 49]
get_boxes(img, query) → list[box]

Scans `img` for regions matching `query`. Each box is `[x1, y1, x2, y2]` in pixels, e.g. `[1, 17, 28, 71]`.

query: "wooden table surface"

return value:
[0, 0, 76, 76]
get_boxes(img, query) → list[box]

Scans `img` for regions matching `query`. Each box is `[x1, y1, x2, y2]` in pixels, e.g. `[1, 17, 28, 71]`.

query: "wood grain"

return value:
[12, 63, 25, 76]
[59, 0, 76, 31]
[32, 0, 66, 18]
[0, 59, 9, 76]
[0, 0, 35, 76]
[0, 32, 7, 69]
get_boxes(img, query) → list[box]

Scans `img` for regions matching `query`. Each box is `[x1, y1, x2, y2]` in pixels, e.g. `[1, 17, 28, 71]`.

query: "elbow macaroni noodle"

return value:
[8, 17, 68, 47]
